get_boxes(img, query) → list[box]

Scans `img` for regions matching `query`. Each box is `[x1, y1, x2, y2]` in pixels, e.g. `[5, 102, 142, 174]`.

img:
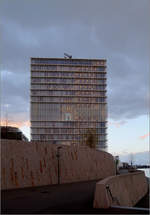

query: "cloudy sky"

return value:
[0, 0, 149, 155]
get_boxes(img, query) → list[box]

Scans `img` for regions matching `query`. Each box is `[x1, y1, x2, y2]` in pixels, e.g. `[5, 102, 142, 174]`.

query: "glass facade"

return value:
[30, 58, 107, 150]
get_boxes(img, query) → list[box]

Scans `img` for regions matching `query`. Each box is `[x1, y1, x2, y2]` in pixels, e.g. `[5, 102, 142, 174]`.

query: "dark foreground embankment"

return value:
[1, 179, 149, 214]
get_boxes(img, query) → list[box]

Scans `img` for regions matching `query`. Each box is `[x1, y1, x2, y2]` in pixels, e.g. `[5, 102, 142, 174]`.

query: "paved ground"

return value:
[2, 178, 149, 214]
[2, 180, 98, 214]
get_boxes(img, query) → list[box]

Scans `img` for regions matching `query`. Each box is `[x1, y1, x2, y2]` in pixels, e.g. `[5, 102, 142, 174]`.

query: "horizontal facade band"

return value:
[31, 140, 107, 142]
[31, 126, 107, 129]
[31, 133, 107, 135]
[31, 68, 106, 72]
[30, 95, 107, 98]
[31, 135, 107, 139]
[31, 64, 107, 68]
[30, 101, 107, 104]
[31, 138, 107, 142]
[31, 81, 106, 85]
[31, 126, 107, 128]
[31, 84, 106, 90]
[30, 120, 107, 122]
[31, 85, 106, 90]
[31, 97, 106, 102]
[31, 76, 106, 80]
[31, 82, 107, 86]
[30, 89, 107, 92]
[31, 70, 106, 74]
[31, 127, 107, 129]
[30, 91, 106, 96]
[30, 122, 107, 128]
[31, 127, 107, 130]
[31, 141, 108, 144]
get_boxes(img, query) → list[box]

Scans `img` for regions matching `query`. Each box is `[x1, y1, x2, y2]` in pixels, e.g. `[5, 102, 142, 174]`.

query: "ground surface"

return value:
[1, 179, 149, 214]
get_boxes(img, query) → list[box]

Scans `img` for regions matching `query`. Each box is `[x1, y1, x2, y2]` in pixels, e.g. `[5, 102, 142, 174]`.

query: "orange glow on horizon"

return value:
[139, 132, 150, 140]
[0, 120, 30, 128]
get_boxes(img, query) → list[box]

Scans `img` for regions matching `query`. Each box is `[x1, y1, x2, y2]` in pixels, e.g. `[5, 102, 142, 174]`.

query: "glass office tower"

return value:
[30, 58, 107, 150]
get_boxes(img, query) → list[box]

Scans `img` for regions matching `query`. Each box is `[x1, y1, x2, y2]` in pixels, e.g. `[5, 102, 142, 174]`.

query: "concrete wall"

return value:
[1, 140, 115, 190]
[93, 171, 148, 208]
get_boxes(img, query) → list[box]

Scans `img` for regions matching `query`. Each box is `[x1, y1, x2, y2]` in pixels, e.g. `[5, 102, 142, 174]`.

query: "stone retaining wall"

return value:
[1, 140, 115, 190]
[93, 171, 148, 208]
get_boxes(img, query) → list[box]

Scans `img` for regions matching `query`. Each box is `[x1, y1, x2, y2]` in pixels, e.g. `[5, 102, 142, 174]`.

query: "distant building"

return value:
[0, 126, 28, 141]
[122, 162, 129, 169]
[30, 57, 107, 150]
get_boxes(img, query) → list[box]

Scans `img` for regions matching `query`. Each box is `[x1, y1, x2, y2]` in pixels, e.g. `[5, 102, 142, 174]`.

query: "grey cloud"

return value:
[0, 0, 149, 122]
[1, 71, 29, 117]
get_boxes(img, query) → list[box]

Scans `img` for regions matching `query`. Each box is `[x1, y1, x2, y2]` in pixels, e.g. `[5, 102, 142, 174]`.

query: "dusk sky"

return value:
[1, 0, 149, 155]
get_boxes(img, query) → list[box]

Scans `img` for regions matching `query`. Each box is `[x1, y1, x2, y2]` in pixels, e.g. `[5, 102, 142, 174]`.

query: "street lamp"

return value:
[56, 146, 62, 185]
[115, 156, 119, 175]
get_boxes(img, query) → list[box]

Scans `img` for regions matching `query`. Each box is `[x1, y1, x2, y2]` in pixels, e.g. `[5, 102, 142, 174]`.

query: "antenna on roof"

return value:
[64, 53, 72, 59]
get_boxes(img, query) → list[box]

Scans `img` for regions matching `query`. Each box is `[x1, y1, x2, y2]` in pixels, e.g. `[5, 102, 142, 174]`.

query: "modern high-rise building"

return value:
[30, 57, 107, 150]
